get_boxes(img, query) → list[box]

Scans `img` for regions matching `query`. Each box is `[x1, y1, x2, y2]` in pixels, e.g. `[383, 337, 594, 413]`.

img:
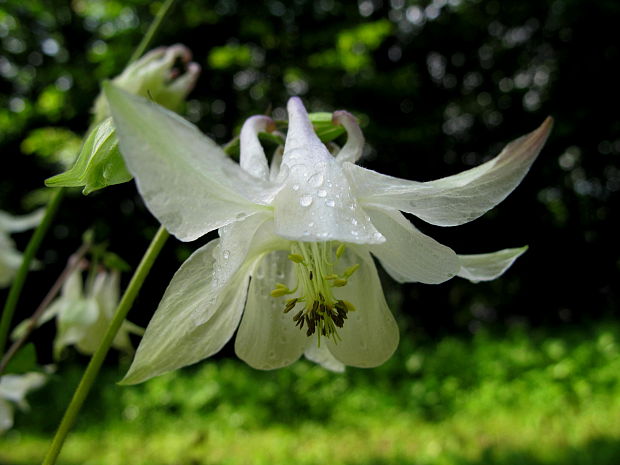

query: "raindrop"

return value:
[308, 172, 324, 187]
[317, 189, 327, 198]
[292, 184, 300, 191]
[326, 199, 335, 207]
[300, 195, 313, 207]
[351, 219, 358, 225]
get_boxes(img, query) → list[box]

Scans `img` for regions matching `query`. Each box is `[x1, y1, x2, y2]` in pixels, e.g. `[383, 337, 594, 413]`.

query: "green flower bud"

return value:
[45, 118, 131, 194]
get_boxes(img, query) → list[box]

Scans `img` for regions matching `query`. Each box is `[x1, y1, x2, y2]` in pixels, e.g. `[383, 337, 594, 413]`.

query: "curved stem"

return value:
[0, 187, 64, 358]
[41, 226, 169, 465]
[128, 0, 178, 64]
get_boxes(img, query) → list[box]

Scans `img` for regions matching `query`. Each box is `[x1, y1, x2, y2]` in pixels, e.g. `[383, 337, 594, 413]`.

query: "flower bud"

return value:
[93, 44, 201, 124]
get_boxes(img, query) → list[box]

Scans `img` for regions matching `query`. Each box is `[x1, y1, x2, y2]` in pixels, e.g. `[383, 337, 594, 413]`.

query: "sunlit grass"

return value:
[2, 323, 619, 465]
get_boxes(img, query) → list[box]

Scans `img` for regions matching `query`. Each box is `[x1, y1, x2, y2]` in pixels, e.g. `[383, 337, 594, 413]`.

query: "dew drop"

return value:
[300, 195, 313, 207]
[292, 184, 300, 191]
[308, 222, 315, 227]
[308, 172, 324, 187]
[326, 199, 335, 207]
[223, 250, 230, 260]
[351, 219, 358, 226]
[317, 189, 327, 198]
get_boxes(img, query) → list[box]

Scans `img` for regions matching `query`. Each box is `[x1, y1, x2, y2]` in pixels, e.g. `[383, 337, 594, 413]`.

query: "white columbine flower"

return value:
[18, 267, 142, 358]
[0, 209, 44, 288]
[104, 83, 552, 384]
[0, 372, 46, 433]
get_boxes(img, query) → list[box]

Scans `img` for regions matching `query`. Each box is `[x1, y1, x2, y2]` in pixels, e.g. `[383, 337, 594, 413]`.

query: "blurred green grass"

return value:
[1, 322, 619, 465]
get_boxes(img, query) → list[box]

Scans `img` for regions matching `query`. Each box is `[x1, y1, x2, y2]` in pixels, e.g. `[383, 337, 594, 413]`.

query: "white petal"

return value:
[235, 251, 309, 369]
[0, 373, 46, 404]
[367, 208, 460, 284]
[304, 343, 345, 373]
[272, 97, 384, 244]
[326, 246, 399, 367]
[0, 209, 44, 233]
[457, 246, 527, 283]
[120, 240, 249, 384]
[333, 110, 364, 164]
[345, 117, 553, 226]
[104, 83, 274, 242]
[121, 214, 277, 384]
[239, 115, 273, 180]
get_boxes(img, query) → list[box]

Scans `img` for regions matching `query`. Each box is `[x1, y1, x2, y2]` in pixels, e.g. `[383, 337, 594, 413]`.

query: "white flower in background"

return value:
[0, 372, 46, 433]
[0, 209, 44, 288]
[17, 268, 142, 358]
[105, 83, 552, 383]
[93, 44, 201, 124]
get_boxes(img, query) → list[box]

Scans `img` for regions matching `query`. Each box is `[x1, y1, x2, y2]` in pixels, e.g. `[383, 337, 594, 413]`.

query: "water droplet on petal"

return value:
[300, 195, 313, 207]
[308, 172, 324, 187]
[351, 219, 358, 225]
[292, 184, 300, 191]
[326, 199, 335, 207]
[317, 189, 327, 198]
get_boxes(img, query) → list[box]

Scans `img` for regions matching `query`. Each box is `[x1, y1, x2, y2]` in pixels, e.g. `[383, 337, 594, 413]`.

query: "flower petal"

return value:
[235, 251, 309, 369]
[326, 246, 399, 367]
[104, 83, 274, 242]
[0, 209, 44, 233]
[367, 208, 460, 284]
[121, 213, 276, 384]
[273, 97, 384, 244]
[345, 117, 553, 226]
[120, 240, 249, 384]
[304, 343, 345, 373]
[457, 246, 527, 283]
[240, 115, 273, 180]
[333, 110, 364, 164]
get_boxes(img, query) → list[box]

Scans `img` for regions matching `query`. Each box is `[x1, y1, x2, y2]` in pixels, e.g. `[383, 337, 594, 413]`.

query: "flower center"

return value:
[270, 241, 359, 345]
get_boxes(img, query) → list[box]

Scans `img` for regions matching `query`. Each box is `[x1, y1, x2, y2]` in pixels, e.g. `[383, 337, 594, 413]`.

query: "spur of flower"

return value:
[105, 83, 552, 383]
[0, 209, 44, 288]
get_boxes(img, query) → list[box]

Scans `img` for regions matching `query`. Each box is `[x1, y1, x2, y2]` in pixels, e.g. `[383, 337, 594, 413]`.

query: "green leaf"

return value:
[45, 118, 132, 195]
[4, 343, 38, 375]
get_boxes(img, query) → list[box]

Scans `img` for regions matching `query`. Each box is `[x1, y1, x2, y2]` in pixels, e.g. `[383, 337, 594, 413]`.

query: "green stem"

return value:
[0, 187, 64, 358]
[41, 226, 169, 465]
[128, 0, 177, 64]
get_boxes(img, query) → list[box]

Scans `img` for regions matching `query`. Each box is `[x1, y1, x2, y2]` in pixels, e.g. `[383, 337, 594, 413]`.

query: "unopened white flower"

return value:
[0, 209, 44, 288]
[0, 372, 46, 433]
[105, 83, 552, 383]
[93, 44, 201, 124]
[21, 268, 142, 358]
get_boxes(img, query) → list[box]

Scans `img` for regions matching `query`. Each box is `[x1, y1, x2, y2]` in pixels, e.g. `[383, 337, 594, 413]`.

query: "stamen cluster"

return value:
[270, 242, 359, 344]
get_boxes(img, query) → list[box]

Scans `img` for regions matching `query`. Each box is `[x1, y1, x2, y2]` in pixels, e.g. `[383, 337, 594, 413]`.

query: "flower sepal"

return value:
[45, 118, 131, 195]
